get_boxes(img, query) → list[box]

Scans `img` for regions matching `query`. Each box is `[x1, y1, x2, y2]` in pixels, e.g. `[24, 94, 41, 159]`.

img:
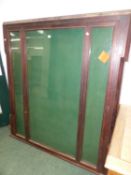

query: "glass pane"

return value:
[10, 32, 25, 135]
[26, 28, 84, 156]
[82, 27, 113, 164]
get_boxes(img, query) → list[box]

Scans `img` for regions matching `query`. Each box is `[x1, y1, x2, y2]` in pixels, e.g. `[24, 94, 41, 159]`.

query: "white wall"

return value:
[0, 0, 131, 105]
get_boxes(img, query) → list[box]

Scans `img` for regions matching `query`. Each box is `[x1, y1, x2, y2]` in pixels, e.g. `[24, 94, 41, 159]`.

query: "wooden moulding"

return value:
[3, 10, 131, 175]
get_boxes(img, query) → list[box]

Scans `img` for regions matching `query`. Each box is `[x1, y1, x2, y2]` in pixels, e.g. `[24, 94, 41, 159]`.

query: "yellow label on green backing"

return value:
[98, 50, 110, 63]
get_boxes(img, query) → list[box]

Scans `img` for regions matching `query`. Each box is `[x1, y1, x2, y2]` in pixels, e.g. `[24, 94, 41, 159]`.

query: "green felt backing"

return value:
[10, 32, 25, 135]
[82, 27, 113, 164]
[26, 28, 84, 156]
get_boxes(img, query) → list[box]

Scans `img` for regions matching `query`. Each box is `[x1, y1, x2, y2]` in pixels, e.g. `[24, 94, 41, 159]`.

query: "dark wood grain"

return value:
[111, 57, 125, 131]
[76, 27, 91, 161]
[3, 13, 130, 31]
[124, 16, 131, 61]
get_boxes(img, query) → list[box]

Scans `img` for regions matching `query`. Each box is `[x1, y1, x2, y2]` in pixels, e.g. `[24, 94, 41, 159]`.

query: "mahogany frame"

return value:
[3, 10, 131, 175]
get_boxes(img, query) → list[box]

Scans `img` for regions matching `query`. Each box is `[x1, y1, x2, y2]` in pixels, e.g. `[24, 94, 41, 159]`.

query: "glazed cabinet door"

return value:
[10, 32, 25, 136]
[82, 27, 113, 165]
[25, 28, 84, 156]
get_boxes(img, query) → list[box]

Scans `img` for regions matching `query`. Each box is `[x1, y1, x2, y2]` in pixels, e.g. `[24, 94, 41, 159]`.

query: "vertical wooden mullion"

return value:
[76, 27, 91, 161]
[20, 28, 30, 140]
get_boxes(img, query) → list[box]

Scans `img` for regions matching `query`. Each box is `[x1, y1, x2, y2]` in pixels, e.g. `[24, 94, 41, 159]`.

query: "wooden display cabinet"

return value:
[3, 10, 131, 175]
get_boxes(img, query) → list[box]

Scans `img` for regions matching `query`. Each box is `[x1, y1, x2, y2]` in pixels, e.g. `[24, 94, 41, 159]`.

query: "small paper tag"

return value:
[0, 105, 2, 114]
[0, 65, 2, 76]
[98, 51, 110, 63]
